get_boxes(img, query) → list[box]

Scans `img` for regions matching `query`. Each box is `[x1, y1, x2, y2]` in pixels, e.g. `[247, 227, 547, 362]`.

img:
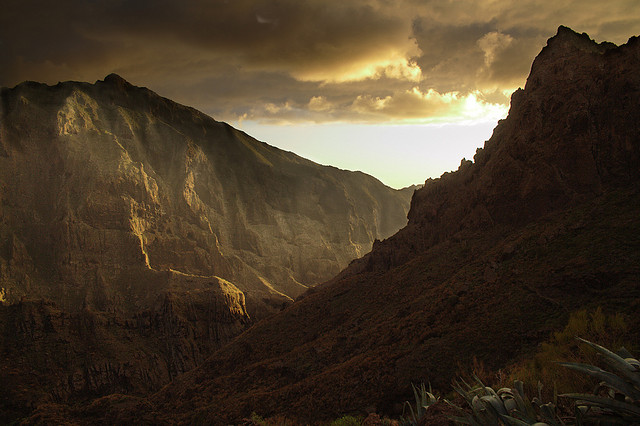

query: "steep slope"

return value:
[62, 26, 640, 424]
[0, 75, 412, 420]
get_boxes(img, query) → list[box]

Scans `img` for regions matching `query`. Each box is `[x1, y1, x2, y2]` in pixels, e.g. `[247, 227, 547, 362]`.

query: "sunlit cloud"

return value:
[3, 0, 638, 127]
[376, 59, 423, 82]
[477, 31, 514, 68]
[290, 40, 422, 83]
[308, 96, 334, 112]
[350, 87, 509, 124]
[3, 0, 639, 187]
[264, 102, 293, 114]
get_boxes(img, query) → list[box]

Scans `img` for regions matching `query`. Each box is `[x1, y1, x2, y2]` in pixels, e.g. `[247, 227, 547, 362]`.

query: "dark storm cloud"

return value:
[2, 0, 639, 123]
[1, 0, 412, 83]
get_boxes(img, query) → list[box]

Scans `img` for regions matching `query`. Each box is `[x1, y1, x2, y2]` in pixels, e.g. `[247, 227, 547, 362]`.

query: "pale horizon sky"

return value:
[2, 0, 639, 188]
[238, 119, 503, 189]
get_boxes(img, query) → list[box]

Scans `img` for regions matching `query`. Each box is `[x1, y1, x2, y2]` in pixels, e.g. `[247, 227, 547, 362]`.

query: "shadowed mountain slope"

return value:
[54, 26, 640, 424]
[0, 75, 412, 421]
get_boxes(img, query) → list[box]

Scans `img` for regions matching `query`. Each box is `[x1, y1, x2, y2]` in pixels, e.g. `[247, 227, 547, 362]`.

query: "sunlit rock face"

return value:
[0, 74, 412, 418]
[0, 73, 412, 317]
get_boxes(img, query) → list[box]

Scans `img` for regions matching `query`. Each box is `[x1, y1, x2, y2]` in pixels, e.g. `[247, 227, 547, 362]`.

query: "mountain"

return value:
[41, 26, 640, 424]
[0, 75, 412, 421]
[0, 74, 413, 315]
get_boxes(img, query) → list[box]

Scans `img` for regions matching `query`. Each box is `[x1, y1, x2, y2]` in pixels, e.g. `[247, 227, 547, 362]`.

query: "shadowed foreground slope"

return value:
[46, 26, 640, 424]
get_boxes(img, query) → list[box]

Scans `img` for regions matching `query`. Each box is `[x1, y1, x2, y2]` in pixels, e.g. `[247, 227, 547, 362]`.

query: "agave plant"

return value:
[446, 374, 563, 425]
[402, 337, 640, 425]
[400, 382, 440, 425]
[559, 337, 640, 425]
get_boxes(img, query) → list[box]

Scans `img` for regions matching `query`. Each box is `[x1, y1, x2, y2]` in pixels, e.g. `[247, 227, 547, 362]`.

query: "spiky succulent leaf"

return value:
[513, 380, 537, 419]
[412, 383, 424, 418]
[452, 380, 474, 406]
[503, 397, 517, 412]
[559, 362, 640, 400]
[537, 381, 544, 402]
[576, 338, 634, 371]
[617, 347, 634, 359]
[482, 395, 508, 416]
[444, 398, 465, 412]
[403, 382, 439, 425]
[402, 400, 418, 424]
[626, 358, 640, 371]
[561, 393, 640, 416]
[575, 338, 640, 389]
[538, 403, 558, 424]
[500, 414, 533, 426]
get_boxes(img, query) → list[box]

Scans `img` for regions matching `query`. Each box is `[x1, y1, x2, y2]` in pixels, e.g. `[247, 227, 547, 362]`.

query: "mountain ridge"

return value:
[0, 72, 413, 311]
[336, 25, 640, 279]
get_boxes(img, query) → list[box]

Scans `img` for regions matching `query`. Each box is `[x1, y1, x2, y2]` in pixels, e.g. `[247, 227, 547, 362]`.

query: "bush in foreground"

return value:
[445, 337, 640, 425]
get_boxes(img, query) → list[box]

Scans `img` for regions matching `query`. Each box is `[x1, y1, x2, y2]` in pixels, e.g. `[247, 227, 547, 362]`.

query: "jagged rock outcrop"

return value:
[54, 26, 640, 424]
[0, 74, 412, 421]
[344, 25, 640, 275]
[0, 273, 249, 422]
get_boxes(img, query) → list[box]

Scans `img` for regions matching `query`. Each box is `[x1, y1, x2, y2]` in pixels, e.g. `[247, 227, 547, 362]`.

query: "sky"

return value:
[2, 1, 639, 188]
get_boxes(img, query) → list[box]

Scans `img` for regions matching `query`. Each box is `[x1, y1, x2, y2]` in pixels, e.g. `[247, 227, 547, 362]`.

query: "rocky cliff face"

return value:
[0, 75, 412, 420]
[65, 27, 640, 424]
[1, 276, 248, 421]
[0, 74, 412, 316]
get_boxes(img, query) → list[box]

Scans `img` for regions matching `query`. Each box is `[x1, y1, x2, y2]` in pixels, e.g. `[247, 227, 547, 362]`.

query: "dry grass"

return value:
[506, 307, 633, 401]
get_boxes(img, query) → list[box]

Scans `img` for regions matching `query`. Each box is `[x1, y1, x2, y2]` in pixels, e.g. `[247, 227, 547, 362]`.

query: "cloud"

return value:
[477, 31, 514, 67]
[308, 96, 334, 112]
[1, 0, 639, 125]
[350, 87, 508, 123]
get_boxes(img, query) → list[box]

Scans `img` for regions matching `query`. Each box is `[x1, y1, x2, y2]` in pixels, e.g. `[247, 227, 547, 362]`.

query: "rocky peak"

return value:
[101, 73, 130, 87]
[120, 27, 640, 423]
[525, 26, 617, 93]
[548, 25, 616, 54]
[1, 75, 412, 313]
[97, 73, 137, 97]
[344, 26, 640, 275]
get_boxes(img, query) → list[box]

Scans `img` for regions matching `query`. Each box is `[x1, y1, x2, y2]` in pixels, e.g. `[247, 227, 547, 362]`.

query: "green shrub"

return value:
[330, 415, 363, 426]
[249, 412, 266, 425]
